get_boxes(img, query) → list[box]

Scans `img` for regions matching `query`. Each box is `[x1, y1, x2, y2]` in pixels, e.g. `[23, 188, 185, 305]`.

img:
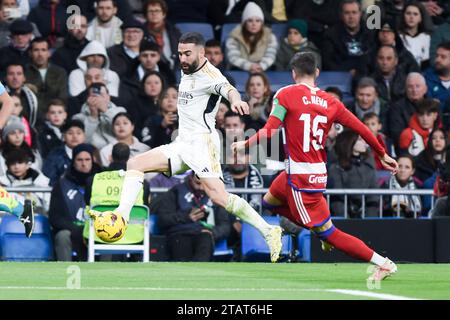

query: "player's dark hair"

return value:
[179, 32, 205, 47]
[437, 41, 450, 52]
[325, 87, 343, 101]
[112, 142, 130, 163]
[290, 52, 317, 77]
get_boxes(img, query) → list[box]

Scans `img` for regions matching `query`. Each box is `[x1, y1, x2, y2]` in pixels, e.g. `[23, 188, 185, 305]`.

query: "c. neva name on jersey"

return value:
[302, 95, 328, 108]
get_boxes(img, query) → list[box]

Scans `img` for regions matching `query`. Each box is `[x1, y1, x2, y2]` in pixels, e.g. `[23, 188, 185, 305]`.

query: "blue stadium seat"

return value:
[227, 70, 249, 94]
[176, 23, 214, 41]
[271, 23, 288, 40]
[297, 229, 311, 262]
[266, 71, 292, 92]
[316, 71, 353, 102]
[241, 215, 292, 262]
[149, 214, 160, 235]
[220, 23, 238, 46]
[213, 238, 233, 260]
[0, 215, 53, 261]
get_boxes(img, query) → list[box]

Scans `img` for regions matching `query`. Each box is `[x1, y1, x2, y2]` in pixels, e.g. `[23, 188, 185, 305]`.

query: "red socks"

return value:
[325, 228, 374, 262]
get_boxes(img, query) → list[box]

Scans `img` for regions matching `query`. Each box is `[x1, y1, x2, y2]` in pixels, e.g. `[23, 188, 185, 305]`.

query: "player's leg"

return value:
[114, 147, 170, 221]
[200, 177, 283, 262]
[0, 189, 34, 237]
[306, 194, 397, 280]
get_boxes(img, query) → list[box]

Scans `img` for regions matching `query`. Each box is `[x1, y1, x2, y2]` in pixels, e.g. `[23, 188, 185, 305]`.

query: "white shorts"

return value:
[157, 133, 223, 179]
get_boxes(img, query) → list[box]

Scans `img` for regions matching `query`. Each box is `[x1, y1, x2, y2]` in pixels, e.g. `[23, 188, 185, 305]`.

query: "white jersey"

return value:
[177, 60, 233, 138]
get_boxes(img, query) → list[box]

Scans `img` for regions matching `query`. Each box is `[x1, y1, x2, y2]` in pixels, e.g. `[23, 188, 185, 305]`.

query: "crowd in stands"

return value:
[0, 0, 449, 262]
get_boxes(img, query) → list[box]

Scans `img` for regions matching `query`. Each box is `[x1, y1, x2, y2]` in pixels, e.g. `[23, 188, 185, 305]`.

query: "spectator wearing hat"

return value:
[51, 14, 90, 74]
[49, 143, 100, 261]
[322, 0, 375, 75]
[42, 119, 86, 186]
[274, 18, 321, 71]
[27, 0, 68, 48]
[0, 115, 42, 176]
[68, 40, 120, 97]
[0, 0, 41, 48]
[86, 0, 123, 49]
[0, 19, 34, 74]
[143, 0, 181, 70]
[107, 18, 144, 78]
[24, 37, 68, 119]
[363, 19, 420, 76]
[225, 1, 278, 72]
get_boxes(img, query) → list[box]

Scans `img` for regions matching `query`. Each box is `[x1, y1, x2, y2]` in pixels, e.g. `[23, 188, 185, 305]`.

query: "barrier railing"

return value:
[5, 187, 435, 219]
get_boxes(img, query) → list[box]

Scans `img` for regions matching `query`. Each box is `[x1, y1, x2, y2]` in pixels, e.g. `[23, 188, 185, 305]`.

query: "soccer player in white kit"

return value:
[109, 32, 283, 262]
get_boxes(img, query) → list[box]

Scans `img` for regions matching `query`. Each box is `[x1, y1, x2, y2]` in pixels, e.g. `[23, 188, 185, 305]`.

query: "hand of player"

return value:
[380, 154, 399, 175]
[231, 100, 249, 115]
[231, 140, 246, 155]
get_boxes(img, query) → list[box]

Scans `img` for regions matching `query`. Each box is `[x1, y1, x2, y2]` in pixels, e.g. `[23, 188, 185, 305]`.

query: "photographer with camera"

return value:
[154, 171, 231, 262]
[73, 82, 126, 150]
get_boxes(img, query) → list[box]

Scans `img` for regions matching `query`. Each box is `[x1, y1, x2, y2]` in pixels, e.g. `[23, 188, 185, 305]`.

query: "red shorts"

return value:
[269, 172, 330, 229]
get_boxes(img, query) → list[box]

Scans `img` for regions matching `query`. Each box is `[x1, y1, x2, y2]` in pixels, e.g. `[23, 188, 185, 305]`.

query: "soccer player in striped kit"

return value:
[233, 52, 399, 281]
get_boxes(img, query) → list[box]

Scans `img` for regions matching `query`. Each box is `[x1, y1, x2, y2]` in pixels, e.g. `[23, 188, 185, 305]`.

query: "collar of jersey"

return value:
[184, 59, 208, 76]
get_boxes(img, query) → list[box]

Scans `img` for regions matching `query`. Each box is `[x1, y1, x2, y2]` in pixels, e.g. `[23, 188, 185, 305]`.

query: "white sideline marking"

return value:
[0, 286, 420, 300]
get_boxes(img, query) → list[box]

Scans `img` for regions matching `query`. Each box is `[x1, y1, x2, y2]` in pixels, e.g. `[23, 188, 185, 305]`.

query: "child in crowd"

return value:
[399, 98, 440, 156]
[37, 99, 68, 159]
[10, 94, 32, 147]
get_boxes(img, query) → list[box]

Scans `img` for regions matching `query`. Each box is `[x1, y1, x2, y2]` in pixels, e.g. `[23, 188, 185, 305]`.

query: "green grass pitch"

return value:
[0, 262, 449, 300]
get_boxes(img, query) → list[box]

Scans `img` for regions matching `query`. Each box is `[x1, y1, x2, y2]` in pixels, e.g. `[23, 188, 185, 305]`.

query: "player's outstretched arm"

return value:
[228, 88, 249, 115]
[0, 91, 14, 130]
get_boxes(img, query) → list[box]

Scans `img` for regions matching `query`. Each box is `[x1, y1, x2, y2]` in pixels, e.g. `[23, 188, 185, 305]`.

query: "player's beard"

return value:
[181, 59, 199, 75]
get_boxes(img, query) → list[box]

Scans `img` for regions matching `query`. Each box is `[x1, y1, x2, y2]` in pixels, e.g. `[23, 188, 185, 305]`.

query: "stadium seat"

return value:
[297, 229, 311, 262]
[213, 238, 233, 261]
[270, 23, 288, 40]
[0, 215, 53, 261]
[266, 71, 293, 92]
[316, 71, 353, 102]
[84, 205, 150, 262]
[241, 215, 292, 262]
[227, 70, 249, 94]
[220, 23, 238, 46]
[176, 23, 214, 41]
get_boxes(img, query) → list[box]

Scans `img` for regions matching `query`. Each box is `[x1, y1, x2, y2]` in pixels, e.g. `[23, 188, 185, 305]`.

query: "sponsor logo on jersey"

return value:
[308, 175, 327, 184]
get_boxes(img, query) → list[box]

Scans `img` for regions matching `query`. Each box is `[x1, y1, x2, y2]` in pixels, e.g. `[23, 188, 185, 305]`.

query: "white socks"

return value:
[370, 252, 388, 267]
[225, 193, 271, 236]
[115, 170, 144, 221]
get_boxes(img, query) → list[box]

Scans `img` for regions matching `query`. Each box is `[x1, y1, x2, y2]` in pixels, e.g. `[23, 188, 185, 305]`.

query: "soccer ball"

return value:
[93, 211, 127, 243]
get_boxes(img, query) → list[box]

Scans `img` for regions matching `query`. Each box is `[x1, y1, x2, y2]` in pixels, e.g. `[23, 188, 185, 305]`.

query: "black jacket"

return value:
[155, 181, 230, 241]
[37, 121, 64, 159]
[27, 0, 68, 44]
[371, 66, 407, 103]
[51, 34, 89, 74]
[107, 44, 139, 78]
[387, 97, 421, 146]
[322, 22, 375, 72]
[141, 114, 177, 149]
